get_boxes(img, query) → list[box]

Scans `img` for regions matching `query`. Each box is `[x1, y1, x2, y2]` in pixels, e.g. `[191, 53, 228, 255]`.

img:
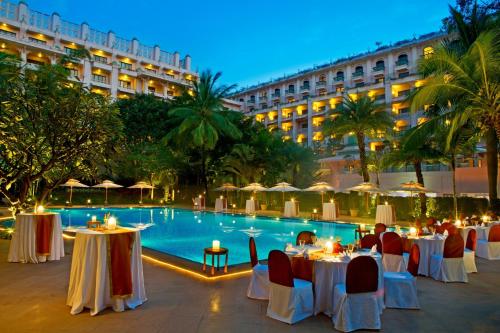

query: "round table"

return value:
[412, 236, 445, 276]
[214, 198, 227, 212]
[375, 204, 395, 225]
[67, 228, 147, 315]
[8, 212, 64, 264]
[322, 202, 337, 220]
[203, 247, 229, 275]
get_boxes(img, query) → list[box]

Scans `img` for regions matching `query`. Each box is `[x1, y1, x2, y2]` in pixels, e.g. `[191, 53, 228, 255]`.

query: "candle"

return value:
[91, 215, 97, 222]
[107, 216, 117, 230]
[36, 205, 45, 214]
[326, 241, 334, 254]
[360, 223, 366, 231]
[409, 227, 417, 236]
[212, 240, 220, 251]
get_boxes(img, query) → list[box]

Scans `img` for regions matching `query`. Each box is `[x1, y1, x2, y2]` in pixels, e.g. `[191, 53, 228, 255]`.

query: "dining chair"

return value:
[384, 244, 420, 309]
[430, 234, 468, 282]
[246, 237, 269, 300]
[332, 256, 381, 332]
[463, 229, 478, 273]
[360, 234, 382, 253]
[381, 232, 406, 272]
[295, 231, 316, 245]
[476, 224, 500, 260]
[266, 250, 313, 324]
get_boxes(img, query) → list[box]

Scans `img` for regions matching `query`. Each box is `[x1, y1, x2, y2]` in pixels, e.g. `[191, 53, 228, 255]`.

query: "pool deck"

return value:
[1, 238, 499, 333]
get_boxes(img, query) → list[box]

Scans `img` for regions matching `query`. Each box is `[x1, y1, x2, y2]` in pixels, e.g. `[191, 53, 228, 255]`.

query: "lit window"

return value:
[423, 46, 434, 59]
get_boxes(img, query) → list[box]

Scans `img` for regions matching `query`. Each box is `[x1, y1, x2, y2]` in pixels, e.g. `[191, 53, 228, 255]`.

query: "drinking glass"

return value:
[348, 243, 354, 256]
[299, 240, 305, 249]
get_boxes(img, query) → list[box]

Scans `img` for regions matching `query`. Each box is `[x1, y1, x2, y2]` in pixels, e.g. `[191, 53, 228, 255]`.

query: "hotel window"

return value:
[92, 74, 107, 84]
[64, 47, 78, 57]
[335, 71, 344, 81]
[423, 46, 434, 59]
[93, 54, 107, 64]
[120, 61, 132, 70]
[396, 54, 408, 66]
[28, 37, 47, 45]
[398, 71, 410, 79]
[66, 68, 79, 78]
[148, 86, 156, 93]
[302, 80, 309, 88]
[119, 80, 132, 89]
[287, 84, 295, 93]
[374, 60, 385, 71]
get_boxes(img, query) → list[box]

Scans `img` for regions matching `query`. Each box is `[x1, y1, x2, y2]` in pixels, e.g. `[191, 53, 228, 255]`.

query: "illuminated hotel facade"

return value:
[0, 0, 197, 99]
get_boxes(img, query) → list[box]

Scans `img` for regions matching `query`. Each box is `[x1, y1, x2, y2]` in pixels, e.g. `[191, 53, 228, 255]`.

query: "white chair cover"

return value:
[476, 240, 500, 260]
[67, 228, 147, 315]
[247, 264, 269, 300]
[383, 272, 419, 309]
[8, 213, 65, 264]
[266, 279, 313, 324]
[382, 253, 406, 273]
[463, 249, 478, 273]
[332, 284, 381, 332]
[429, 256, 468, 283]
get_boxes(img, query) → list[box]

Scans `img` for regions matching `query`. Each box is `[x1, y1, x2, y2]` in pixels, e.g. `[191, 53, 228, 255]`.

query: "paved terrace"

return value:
[0, 239, 499, 333]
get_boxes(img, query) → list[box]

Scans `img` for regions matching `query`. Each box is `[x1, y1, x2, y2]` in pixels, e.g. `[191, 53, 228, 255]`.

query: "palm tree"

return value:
[165, 70, 242, 194]
[323, 93, 393, 183]
[411, 31, 499, 210]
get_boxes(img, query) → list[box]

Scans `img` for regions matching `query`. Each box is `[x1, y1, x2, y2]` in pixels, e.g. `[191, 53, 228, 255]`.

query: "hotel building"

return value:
[231, 32, 498, 195]
[0, 0, 197, 99]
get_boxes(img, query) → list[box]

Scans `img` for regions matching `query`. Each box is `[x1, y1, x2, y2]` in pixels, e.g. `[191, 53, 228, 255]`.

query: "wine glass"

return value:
[299, 239, 305, 250]
[348, 243, 354, 256]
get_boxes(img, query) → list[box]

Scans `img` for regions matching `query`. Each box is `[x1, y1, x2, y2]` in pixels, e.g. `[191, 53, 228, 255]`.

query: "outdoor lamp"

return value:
[360, 223, 366, 231]
[212, 240, 220, 251]
[329, 198, 334, 203]
[91, 215, 97, 222]
[220, 195, 223, 199]
[384, 201, 388, 205]
[36, 205, 45, 214]
[313, 208, 318, 214]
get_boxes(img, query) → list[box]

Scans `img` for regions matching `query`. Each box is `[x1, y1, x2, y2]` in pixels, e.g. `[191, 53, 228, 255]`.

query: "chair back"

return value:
[374, 223, 387, 235]
[360, 234, 382, 253]
[443, 234, 464, 258]
[268, 250, 294, 287]
[346, 256, 378, 294]
[447, 224, 459, 235]
[466, 229, 477, 251]
[249, 237, 258, 267]
[296, 230, 316, 245]
[488, 225, 500, 242]
[381, 231, 403, 255]
[435, 224, 445, 234]
[407, 244, 420, 276]
[426, 217, 437, 227]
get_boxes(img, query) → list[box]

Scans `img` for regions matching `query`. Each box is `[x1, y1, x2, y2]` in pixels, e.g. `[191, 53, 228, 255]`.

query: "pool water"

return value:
[32, 208, 360, 265]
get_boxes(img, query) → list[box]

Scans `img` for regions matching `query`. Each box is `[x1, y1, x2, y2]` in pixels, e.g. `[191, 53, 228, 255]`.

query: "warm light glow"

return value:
[360, 223, 366, 231]
[107, 216, 117, 230]
[385, 201, 388, 205]
[482, 215, 489, 223]
[198, 194, 202, 198]
[36, 205, 45, 214]
[0, 43, 5, 49]
[212, 240, 220, 250]
[313, 208, 317, 214]
[219, 195, 223, 199]
[291, 198, 295, 202]
[91, 215, 97, 222]
[409, 227, 417, 236]
[455, 219, 462, 227]
[326, 241, 334, 254]
[329, 199, 334, 203]
[37, 52, 42, 58]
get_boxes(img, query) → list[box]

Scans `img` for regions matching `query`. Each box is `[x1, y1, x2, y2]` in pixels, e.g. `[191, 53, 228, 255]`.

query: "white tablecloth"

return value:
[284, 201, 298, 217]
[375, 205, 395, 225]
[313, 252, 383, 316]
[245, 199, 256, 214]
[194, 197, 204, 208]
[322, 202, 337, 220]
[214, 198, 226, 212]
[413, 237, 445, 276]
[8, 213, 64, 264]
[67, 228, 147, 315]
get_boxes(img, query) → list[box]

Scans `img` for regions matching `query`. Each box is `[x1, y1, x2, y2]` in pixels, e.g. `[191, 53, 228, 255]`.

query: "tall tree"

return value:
[165, 70, 242, 195]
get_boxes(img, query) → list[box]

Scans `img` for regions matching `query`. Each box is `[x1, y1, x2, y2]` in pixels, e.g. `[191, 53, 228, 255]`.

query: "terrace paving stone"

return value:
[0, 239, 499, 332]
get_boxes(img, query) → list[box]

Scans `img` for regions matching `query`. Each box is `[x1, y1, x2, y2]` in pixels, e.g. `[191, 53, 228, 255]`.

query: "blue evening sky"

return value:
[24, 0, 454, 88]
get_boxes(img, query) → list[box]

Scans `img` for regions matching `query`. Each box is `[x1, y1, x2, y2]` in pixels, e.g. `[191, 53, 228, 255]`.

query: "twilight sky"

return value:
[24, 0, 454, 88]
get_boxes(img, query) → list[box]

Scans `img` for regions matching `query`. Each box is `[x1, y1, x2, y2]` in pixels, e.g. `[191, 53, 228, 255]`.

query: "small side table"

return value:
[203, 247, 229, 275]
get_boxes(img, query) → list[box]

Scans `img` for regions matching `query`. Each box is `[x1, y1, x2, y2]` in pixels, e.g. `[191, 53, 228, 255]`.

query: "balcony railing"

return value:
[119, 62, 133, 70]
[0, 29, 16, 38]
[93, 55, 108, 64]
[352, 71, 364, 78]
[246, 99, 255, 104]
[300, 85, 310, 91]
[334, 75, 344, 82]
[316, 81, 327, 87]
[285, 89, 295, 95]
[272, 92, 281, 98]
[28, 37, 47, 45]
[372, 65, 385, 72]
[92, 74, 108, 84]
[119, 80, 132, 89]
[396, 58, 409, 66]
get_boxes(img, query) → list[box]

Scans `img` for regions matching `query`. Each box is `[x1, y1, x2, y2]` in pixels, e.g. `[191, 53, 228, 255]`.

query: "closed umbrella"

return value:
[60, 179, 88, 205]
[128, 181, 155, 205]
[267, 182, 301, 206]
[303, 181, 335, 204]
[93, 180, 123, 205]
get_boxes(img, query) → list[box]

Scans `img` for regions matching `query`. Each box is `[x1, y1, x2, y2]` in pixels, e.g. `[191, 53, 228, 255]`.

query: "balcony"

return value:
[28, 37, 47, 46]
[372, 65, 385, 76]
[91, 74, 108, 85]
[395, 58, 409, 70]
[272, 92, 281, 99]
[351, 71, 364, 81]
[246, 99, 255, 105]
[93, 55, 108, 64]
[315, 81, 327, 87]
[0, 29, 16, 38]
[334, 76, 344, 83]
[285, 89, 295, 96]
[119, 80, 132, 90]
[315, 105, 327, 113]
[300, 85, 310, 92]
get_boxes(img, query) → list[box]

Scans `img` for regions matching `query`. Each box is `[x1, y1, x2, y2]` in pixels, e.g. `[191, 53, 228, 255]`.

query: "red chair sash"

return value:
[268, 250, 294, 287]
[291, 256, 314, 282]
[346, 256, 378, 294]
[296, 231, 316, 245]
[249, 237, 258, 267]
[360, 234, 381, 253]
[426, 217, 437, 227]
[435, 225, 445, 234]
[35, 215, 54, 255]
[443, 234, 464, 258]
[108, 232, 135, 297]
[407, 244, 420, 276]
[466, 229, 477, 251]
[489, 225, 500, 242]
[374, 223, 387, 235]
[382, 232, 403, 255]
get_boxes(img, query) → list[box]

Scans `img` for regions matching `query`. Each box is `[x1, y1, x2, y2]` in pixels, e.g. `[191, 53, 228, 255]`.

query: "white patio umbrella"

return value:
[346, 182, 387, 194]
[303, 181, 335, 204]
[240, 182, 268, 193]
[267, 182, 301, 206]
[93, 180, 123, 205]
[389, 181, 433, 214]
[128, 181, 155, 204]
[60, 179, 88, 205]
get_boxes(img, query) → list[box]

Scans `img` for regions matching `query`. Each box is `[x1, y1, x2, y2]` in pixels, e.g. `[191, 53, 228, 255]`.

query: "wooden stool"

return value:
[203, 247, 228, 275]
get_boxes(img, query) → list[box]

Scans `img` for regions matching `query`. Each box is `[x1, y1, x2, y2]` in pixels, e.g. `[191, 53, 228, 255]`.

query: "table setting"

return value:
[66, 215, 147, 315]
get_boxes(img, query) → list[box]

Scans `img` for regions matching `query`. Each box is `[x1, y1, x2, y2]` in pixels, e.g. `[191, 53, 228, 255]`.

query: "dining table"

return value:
[286, 246, 384, 316]
[284, 201, 299, 218]
[322, 202, 337, 220]
[406, 235, 446, 276]
[67, 227, 147, 315]
[375, 204, 396, 225]
[245, 199, 256, 214]
[8, 212, 65, 264]
[214, 198, 227, 212]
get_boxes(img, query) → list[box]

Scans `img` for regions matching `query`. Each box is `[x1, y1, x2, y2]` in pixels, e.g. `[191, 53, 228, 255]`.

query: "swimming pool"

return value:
[21, 208, 360, 266]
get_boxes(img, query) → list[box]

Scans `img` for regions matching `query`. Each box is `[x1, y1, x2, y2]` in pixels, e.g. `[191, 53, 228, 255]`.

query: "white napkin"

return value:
[443, 230, 449, 237]
[370, 245, 377, 254]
